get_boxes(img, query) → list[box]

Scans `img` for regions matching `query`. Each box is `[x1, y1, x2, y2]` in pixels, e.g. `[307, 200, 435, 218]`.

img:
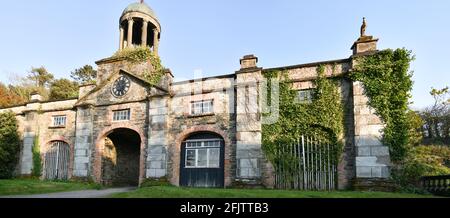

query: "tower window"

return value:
[113, 109, 131, 121]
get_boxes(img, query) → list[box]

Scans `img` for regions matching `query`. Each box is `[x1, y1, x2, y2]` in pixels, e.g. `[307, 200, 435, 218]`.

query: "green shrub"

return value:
[0, 111, 21, 178]
[393, 145, 450, 190]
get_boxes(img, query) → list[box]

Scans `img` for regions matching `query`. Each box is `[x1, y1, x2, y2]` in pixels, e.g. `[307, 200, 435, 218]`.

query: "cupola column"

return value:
[127, 18, 134, 47]
[142, 19, 149, 47]
[119, 26, 124, 50]
[153, 28, 159, 56]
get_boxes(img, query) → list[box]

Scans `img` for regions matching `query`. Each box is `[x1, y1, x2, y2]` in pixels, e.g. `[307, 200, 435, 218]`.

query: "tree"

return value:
[70, 65, 97, 84]
[0, 111, 21, 178]
[49, 79, 79, 100]
[407, 110, 424, 147]
[421, 87, 450, 144]
[0, 83, 27, 108]
[27, 66, 54, 88]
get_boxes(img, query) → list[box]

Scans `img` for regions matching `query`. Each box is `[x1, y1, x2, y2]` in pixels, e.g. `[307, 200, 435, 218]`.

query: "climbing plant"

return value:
[113, 46, 166, 85]
[349, 48, 414, 162]
[31, 134, 42, 177]
[262, 66, 345, 178]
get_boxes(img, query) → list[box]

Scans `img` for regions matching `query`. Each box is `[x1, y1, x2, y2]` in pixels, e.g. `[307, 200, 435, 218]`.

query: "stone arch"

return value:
[172, 125, 232, 187]
[93, 124, 146, 186]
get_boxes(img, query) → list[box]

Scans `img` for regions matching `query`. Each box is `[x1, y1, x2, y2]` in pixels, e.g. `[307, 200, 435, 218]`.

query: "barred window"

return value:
[191, 100, 213, 115]
[297, 89, 315, 104]
[52, 116, 67, 127]
[113, 109, 131, 121]
[185, 139, 221, 168]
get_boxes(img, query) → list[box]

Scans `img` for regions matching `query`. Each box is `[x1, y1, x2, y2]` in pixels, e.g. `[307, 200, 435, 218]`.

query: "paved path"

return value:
[1, 187, 135, 198]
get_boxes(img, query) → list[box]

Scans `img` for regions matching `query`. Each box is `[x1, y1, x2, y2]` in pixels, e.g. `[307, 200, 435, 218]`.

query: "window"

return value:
[113, 109, 131, 121]
[185, 139, 221, 168]
[297, 89, 315, 104]
[191, 100, 214, 115]
[52, 116, 67, 127]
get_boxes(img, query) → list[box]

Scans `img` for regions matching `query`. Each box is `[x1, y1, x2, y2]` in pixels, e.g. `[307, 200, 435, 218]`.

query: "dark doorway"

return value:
[102, 128, 141, 186]
[180, 132, 225, 188]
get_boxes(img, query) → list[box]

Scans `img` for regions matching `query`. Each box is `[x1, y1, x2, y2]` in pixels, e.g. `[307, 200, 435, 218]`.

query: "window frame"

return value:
[184, 139, 222, 169]
[296, 89, 315, 104]
[190, 99, 214, 116]
[52, 115, 67, 127]
[112, 109, 131, 121]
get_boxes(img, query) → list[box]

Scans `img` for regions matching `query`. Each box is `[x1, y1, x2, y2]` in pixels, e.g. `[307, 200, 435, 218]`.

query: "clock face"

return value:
[112, 76, 131, 97]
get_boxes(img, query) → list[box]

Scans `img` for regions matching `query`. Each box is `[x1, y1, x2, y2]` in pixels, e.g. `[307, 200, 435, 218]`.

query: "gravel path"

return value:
[1, 187, 136, 198]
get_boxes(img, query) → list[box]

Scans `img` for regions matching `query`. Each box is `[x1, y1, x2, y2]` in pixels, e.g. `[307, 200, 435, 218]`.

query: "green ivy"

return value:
[31, 134, 42, 177]
[349, 48, 414, 162]
[262, 66, 344, 177]
[113, 46, 166, 85]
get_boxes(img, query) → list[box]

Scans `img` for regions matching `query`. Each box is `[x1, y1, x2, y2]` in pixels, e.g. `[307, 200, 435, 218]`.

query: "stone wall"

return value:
[0, 99, 78, 177]
[168, 76, 236, 186]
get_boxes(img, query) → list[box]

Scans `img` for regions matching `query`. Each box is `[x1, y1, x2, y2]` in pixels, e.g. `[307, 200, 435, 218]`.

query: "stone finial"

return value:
[361, 17, 367, 37]
[30, 92, 42, 102]
[240, 54, 258, 69]
[351, 17, 378, 55]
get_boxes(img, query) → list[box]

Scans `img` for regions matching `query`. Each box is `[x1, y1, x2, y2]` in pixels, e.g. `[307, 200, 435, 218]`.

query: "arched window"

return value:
[44, 141, 70, 180]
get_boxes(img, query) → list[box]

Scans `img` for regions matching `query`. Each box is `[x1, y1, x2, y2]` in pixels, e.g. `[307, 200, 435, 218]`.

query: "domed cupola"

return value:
[119, 1, 161, 55]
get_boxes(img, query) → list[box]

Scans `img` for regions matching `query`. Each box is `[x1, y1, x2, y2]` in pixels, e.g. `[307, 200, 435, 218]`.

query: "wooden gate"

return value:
[44, 141, 70, 180]
[274, 135, 337, 191]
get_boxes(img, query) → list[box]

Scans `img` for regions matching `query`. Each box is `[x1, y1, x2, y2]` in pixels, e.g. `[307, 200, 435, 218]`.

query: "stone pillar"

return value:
[351, 36, 379, 55]
[353, 81, 391, 179]
[73, 106, 94, 178]
[146, 97, 169, 179]
[141, 20, 148, 47]
[127, 18, 134, 48]
[235, 55, 264, 185]
[350, 35, 393, 190]
[153, 28, 159, 56]
[119, 26, 124, 50]
[20, 96, 42, 176]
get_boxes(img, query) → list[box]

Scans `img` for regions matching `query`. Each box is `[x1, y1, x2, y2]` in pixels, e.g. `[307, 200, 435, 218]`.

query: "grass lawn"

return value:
[0, 179, 101, 196]
[111, 186, 435, 198]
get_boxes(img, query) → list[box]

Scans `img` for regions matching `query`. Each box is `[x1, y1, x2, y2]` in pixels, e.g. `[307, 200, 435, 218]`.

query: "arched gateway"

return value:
[99, 128, 142, 186]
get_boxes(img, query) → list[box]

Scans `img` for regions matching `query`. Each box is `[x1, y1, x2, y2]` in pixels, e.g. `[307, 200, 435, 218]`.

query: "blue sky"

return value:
[0, 0, 448, 109]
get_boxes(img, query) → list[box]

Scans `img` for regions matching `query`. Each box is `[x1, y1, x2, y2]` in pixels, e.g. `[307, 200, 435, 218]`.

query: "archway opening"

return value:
[102, 128, 141, 186]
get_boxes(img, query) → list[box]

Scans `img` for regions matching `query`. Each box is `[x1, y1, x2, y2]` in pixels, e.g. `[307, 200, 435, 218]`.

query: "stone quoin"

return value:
[0, 1, 391, 190]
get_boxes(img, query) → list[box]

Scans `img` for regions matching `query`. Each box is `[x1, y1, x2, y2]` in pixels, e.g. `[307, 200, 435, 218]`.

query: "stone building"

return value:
[0, 2, 391, 189]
